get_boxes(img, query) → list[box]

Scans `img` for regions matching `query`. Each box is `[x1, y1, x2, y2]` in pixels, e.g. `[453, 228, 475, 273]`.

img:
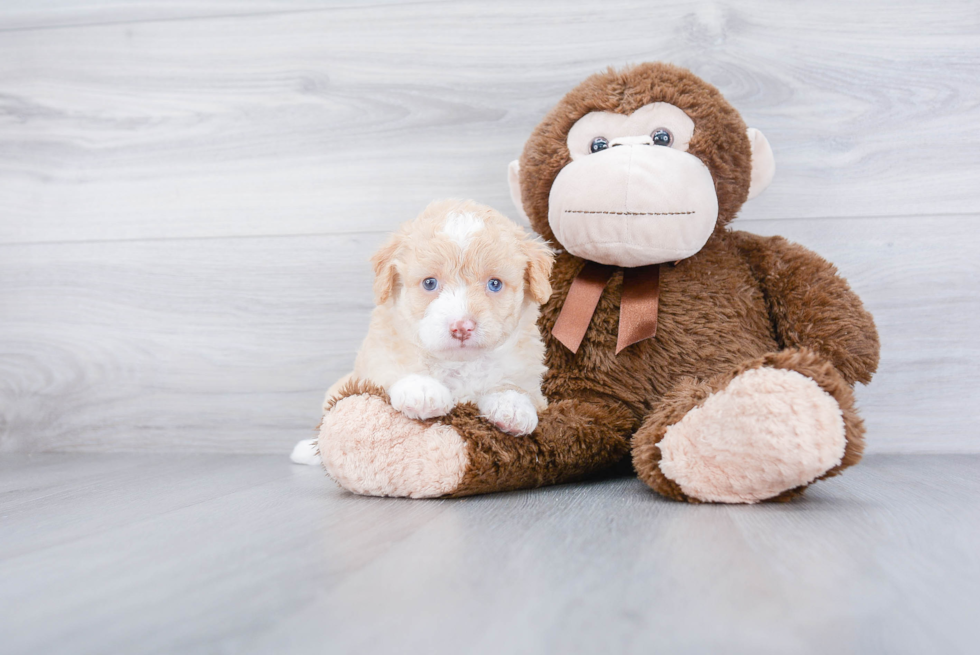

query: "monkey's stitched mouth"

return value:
[565, 210, 695, 216]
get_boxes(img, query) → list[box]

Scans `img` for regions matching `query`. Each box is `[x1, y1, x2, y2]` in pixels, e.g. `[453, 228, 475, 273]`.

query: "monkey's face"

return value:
[549, 102, 717, 267]
[510, 64, 776, 268]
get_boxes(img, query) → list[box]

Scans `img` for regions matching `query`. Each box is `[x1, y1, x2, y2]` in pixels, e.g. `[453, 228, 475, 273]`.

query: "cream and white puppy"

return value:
[291, 200, 553, 465]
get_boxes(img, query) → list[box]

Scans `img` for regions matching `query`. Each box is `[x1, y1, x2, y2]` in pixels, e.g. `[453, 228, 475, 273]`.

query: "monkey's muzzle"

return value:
[548, 143, 719, 268]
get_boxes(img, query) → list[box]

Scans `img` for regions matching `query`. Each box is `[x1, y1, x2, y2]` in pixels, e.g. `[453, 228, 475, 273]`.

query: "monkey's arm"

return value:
[732, 230, 879, 385]
[442, 393, 635, 496]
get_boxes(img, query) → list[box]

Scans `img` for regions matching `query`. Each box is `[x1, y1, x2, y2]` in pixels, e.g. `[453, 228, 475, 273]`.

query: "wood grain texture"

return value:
[0, 232, 383, 453]
[1, 215, 976, 453]
[0, 0, 430, 32]
[1, 454, 979, 654]
[0, 0, 978, 244]
[0, 0, 978, 453]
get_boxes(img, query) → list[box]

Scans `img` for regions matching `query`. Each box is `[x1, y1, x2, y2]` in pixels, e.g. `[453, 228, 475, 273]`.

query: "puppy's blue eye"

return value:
[487, 278, 503, 293]
[590, 137, 609, 153]
[422, 277, 438, 291]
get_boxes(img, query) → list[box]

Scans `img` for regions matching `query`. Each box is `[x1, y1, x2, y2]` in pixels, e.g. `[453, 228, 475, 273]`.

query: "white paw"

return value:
[478, 391, 538, 436]
[389, 375, 455, 420]
[290, 438, 321, 466]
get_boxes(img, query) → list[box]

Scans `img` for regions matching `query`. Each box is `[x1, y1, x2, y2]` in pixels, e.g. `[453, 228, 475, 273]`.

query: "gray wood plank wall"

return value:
[1, 0, 978, 454]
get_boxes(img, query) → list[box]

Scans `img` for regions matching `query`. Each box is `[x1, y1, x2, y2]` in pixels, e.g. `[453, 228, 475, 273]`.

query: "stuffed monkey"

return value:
[316, 63, 879, 503]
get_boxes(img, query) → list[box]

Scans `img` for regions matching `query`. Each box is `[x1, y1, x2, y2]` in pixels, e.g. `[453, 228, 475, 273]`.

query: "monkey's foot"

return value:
[319, 393, 468, 498]
[634, 355, 853, 503]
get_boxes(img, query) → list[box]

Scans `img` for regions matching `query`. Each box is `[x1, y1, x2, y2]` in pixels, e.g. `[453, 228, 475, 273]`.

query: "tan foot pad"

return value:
[318, 394, 468, 498]
[658, 368, 846, 503]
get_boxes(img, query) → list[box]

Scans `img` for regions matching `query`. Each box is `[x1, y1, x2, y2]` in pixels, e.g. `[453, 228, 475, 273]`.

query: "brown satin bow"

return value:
[552, 261, 661, 355]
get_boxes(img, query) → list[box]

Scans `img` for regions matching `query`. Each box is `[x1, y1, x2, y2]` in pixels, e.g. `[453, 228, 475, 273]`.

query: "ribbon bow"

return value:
[552, 261, 661, 355]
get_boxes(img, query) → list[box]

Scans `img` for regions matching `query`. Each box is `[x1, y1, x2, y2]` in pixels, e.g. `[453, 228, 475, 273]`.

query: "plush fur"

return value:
[317, 63, 880, 503]
[319, 379, 468, 498]
[520, 63, 755, 243]
[654, 367, 846, 503]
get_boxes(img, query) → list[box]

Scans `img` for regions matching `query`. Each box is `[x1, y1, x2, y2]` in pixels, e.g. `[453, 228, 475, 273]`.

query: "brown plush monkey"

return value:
[318, 63, 879, 503]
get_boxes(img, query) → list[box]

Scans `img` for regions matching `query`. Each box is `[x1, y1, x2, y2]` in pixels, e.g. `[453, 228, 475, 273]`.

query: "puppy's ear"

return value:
[523, 238, 554, 304]
[370, 234, 401, 304]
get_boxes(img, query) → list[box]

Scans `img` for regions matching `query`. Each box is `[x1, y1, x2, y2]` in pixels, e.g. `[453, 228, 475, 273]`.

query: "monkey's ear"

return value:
[508, 160, 530, 222]
[370, 234, 401, 305]
[523, 237, 554, 304]
[746, 128, 775, 200]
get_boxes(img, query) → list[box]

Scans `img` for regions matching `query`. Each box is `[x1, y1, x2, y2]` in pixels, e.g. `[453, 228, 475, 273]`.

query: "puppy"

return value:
[291, 200, 554, 464]
[365, 198, 554, 426]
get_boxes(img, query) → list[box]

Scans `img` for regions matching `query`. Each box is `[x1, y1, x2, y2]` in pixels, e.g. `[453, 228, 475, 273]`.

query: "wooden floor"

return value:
[2, 454, 978, 654]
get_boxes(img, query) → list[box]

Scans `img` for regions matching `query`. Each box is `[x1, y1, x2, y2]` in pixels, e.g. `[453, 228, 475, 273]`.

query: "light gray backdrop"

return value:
[1, 0, 977, 453]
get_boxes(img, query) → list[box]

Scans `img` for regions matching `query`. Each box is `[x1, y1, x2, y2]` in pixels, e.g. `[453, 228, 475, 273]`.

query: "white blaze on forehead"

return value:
[427, 283, 469, 318]
[440, 211, 484, 250]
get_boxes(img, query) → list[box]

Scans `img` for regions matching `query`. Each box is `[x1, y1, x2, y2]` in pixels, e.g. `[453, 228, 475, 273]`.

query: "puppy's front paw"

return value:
[389, 375, 455, 420]
[478, 391, 538, 436]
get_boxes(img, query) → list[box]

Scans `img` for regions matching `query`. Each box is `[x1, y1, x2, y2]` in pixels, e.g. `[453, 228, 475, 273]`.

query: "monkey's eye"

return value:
[487, 278, 503, 293]
[651, 129, 673, 147]
[422, 277, 438, 291]
[590, 137, 609, 153]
